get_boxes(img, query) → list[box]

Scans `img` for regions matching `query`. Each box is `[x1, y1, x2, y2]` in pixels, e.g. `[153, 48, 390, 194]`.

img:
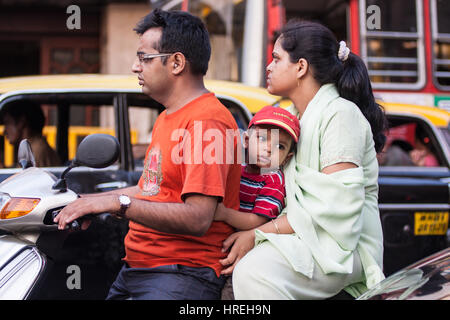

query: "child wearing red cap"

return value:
[216, 105, 300, 299]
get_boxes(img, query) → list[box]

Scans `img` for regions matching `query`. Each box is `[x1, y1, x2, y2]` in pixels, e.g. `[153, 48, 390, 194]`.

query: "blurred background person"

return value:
[377, 123, 439, 167]
[378, 140, 414, 166]
[1, 100, 60, 167]
[409, 126, 439, 167]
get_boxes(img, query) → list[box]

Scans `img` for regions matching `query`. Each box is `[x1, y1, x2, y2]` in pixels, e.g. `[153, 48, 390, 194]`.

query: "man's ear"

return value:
[172, 52, 186, 75]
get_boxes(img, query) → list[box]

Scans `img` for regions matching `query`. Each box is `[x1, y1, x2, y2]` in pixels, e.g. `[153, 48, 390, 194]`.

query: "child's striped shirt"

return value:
[239, 166, 285, 219]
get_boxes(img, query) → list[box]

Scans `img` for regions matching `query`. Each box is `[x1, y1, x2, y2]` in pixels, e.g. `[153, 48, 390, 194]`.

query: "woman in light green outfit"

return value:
[219, 20, 388, 299]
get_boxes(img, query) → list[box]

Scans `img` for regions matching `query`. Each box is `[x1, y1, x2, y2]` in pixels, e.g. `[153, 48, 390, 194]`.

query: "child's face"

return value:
[246, 125, 294, 170]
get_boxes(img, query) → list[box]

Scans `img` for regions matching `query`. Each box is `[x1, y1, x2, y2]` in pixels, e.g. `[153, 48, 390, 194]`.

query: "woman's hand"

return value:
[219, 229, 255, 275]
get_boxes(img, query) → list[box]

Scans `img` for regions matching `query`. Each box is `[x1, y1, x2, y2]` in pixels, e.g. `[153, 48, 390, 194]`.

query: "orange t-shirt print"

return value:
[124, 93, 242, 277]
[141, 145, 162, 197]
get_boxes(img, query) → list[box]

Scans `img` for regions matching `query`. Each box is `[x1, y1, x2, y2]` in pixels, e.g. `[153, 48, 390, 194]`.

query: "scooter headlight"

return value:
[0, 193, 40, 220]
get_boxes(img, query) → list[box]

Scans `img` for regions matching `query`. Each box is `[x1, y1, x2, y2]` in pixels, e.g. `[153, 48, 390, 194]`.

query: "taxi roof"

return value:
[0, 74, 449, 127]
[379, 101, 450, 128]
[0, 74, 280, 114]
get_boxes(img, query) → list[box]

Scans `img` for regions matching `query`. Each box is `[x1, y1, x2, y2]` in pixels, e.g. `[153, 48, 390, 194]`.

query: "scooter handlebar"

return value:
[52, 211, 113, 231]
[96, 213, 113, 223]
[70, 213, 114, 231]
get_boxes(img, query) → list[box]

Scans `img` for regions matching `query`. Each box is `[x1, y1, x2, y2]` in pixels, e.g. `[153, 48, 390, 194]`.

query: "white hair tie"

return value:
[338, 40, 350, 62]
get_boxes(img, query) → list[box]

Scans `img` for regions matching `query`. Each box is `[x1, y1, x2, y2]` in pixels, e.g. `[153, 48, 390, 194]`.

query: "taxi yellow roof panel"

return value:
[380, 101, 450, 128]
[0, 74, 281, 114]
[1, 74, 449, 126]
[0, 74, 142, 91]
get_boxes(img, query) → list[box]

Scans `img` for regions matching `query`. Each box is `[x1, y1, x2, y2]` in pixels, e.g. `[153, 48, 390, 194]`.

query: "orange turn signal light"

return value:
[0, 198, 40, 220]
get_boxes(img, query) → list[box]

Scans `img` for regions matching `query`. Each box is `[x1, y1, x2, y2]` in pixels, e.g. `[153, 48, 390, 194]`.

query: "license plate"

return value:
[414, 212, 449, 235]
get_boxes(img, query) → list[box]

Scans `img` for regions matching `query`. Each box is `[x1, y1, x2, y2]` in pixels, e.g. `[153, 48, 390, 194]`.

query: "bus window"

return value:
[431, 0, 450, 90]
[360, 0, 425, 90]
[282, 0, 348, 44]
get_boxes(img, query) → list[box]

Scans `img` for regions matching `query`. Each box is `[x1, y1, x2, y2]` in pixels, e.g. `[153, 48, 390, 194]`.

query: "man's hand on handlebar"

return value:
[53, 194, 121, 230]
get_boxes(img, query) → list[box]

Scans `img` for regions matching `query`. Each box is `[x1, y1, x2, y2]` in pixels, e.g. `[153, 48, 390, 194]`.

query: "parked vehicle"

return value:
[375, 102, 449, 275]
[0, 74, 448, 299]
[357, 247, 450, 300]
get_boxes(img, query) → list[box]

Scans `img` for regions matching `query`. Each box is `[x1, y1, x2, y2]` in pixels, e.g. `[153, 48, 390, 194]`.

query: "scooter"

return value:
[0, 134, 120, 299]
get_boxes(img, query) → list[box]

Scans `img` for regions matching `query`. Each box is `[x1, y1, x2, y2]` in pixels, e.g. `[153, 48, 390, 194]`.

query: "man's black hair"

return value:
[1, 100, 45, 135]
[134, 9, 211, 76]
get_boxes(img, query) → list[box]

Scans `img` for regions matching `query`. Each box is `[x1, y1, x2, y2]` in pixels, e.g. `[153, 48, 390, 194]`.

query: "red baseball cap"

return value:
[249, 106, 300, 142]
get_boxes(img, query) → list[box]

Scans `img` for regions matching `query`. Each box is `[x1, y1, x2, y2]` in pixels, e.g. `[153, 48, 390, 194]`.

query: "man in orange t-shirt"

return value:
[125, 92, 240, 276]
[54, 9, 241, 299]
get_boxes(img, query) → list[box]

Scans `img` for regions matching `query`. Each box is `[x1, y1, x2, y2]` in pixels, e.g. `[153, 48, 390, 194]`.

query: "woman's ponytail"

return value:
[337, 52, 388, 153]
[280, 20, 388, 153]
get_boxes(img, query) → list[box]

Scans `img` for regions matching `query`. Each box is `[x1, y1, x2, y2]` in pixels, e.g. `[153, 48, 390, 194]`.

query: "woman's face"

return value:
[266, 37, 298, 97]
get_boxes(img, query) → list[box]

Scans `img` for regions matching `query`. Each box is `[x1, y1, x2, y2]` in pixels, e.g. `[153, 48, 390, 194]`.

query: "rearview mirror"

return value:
[73, 133, 120, 168]
[17, 139, 36, 169]
[53, 134, 120, 192]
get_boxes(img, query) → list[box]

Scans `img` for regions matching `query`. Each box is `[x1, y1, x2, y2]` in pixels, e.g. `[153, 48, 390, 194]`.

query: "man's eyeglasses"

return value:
[137, 52, 173, 63]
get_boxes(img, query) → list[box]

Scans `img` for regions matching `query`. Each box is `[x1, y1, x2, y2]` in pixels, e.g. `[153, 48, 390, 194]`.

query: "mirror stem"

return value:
[52, 163, 75, 192]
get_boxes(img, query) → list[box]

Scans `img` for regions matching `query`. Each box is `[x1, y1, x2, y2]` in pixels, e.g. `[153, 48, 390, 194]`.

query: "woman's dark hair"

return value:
[1, 100, 45, 135]
[134, 8, 211, 76]
[279, 19, 388, 153]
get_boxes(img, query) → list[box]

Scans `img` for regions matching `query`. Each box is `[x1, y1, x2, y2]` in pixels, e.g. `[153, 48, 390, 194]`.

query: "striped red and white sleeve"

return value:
[252, 171, 286, 219]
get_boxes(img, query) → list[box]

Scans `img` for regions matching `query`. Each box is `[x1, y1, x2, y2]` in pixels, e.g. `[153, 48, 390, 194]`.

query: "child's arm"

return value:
[215, 203, 269, 230]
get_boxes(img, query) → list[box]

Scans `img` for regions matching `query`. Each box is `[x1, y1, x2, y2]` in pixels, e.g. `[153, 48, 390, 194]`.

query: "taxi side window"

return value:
[66, 104, 117, 164]
[378, 120, 441, 167]
[127, 97, 250, 168]
[129, 106, 158, 167]
[0, 100, 117, 168]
